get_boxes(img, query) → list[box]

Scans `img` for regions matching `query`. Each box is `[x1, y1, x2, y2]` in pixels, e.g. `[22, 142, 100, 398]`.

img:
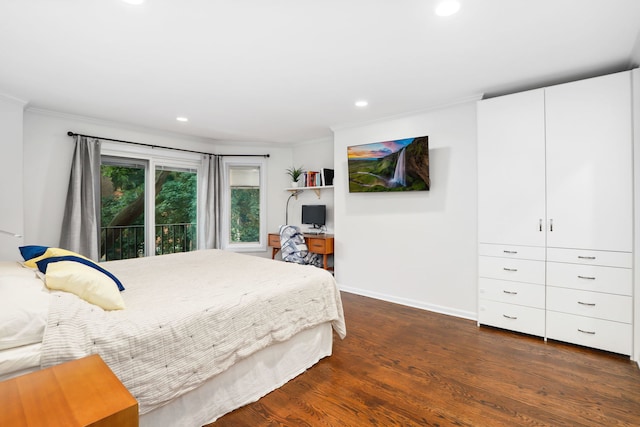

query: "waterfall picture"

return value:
[347, 135, 430, 193]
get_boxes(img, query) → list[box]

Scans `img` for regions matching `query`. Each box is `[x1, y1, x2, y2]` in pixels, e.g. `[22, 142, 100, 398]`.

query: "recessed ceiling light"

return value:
[176, 117, 188, 122]
[122, 0, 145, 5]
[355, 100, 368, 108]
[435, 0, 460, 17]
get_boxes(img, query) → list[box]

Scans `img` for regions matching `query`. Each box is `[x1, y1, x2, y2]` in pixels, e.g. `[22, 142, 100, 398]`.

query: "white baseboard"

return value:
[338, 284, 477, 321]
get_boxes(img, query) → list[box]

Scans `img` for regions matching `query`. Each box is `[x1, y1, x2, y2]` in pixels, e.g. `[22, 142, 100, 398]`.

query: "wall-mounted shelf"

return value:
[285, 185, 334, 199]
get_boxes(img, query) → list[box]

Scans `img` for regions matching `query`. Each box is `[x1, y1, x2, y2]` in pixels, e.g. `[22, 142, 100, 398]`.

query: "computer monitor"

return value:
[301, 205, 326, 228]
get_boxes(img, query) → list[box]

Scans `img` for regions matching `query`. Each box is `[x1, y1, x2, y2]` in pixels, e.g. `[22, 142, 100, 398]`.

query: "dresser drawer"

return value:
[306, 237, 333, 254]
[546, 248, 631, 268]
[479, 244, 545, 261]
[478, 278, 545, 309]
[478, 299, 545, 337]
[546, 287, 632, 323]
[268, 233, 280, 247]
[546, 262, 631, 295]
[546, 311, 631, 355]
[479, 256, 545, 284]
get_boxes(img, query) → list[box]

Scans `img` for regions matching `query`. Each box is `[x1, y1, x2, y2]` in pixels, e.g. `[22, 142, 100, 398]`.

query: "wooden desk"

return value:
[269, 233, 334, 270]
[0, 354, 138, 427]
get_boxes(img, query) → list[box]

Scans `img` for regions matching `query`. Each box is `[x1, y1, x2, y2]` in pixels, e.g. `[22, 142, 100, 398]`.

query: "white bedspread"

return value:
[41, 249, 346, 414]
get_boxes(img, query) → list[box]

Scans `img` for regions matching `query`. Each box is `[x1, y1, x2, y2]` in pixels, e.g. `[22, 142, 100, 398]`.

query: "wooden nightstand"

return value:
[0, 354, 138, 427]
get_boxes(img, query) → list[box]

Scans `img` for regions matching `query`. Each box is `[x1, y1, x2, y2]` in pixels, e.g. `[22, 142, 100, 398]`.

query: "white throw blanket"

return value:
[41, 250, 346, 414]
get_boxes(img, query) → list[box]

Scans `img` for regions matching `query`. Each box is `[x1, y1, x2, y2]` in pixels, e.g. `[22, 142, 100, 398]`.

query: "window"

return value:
[101, 158, 146, 261]
[154, 165, 197, 256]
[221, 157, 267, 252]
[100, 143, 201, 261]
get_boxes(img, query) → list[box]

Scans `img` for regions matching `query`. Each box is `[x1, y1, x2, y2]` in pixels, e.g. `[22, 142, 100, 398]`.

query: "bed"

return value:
[0, 249, 346, 426]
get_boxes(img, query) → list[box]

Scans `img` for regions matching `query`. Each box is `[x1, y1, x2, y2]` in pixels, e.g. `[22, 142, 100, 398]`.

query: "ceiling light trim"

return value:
[435, 0, 461, 17]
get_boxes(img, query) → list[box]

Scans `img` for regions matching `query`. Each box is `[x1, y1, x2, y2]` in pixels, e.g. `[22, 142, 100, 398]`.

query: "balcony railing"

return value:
[101, 223, 197, 261]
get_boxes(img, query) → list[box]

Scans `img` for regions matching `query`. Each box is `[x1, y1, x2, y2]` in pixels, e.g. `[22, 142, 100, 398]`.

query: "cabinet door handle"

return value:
[503, 314, 517, 320]
[503, 267, 518, 272]
[539, 219, 542, 232]
[549, 218, 553, 232]
[578, 301, 596, 307]
[578, 329, 596, 335]
[503, 250, 518, 254]
[577, 275, 596, 280]
[503, 290, 518, 295]
[578, 256, 596, 260]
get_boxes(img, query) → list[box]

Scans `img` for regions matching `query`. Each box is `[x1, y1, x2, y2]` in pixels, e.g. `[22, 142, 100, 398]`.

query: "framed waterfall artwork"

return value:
[347, 135, 430, 193]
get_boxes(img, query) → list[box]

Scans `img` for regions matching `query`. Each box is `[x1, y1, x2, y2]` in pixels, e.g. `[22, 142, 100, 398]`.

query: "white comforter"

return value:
[40, 249, 346, 414]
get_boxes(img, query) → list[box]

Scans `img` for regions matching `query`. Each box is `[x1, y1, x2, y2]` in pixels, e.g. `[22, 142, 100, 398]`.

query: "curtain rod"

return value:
[66, 132, 270, 158]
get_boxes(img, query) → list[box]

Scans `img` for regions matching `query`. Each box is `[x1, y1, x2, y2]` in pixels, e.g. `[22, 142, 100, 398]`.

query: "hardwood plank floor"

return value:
[208, 292, 640, 426]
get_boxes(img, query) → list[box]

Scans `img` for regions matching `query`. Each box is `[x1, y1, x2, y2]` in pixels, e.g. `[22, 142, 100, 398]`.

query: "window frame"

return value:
[101, 142, 203, 257]
[221, 156, 267, 252]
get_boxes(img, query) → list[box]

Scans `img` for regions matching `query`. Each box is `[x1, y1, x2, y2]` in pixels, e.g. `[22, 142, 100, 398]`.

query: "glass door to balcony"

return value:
[101, 157, 198, 261]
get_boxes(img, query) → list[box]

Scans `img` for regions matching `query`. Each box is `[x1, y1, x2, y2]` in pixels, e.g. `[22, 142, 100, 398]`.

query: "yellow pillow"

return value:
[24, 247, 88, 269]
[44, 261, 125, 310]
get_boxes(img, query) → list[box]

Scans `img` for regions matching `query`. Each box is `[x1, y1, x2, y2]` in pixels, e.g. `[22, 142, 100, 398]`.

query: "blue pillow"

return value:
[19, 245, 49, 261]
[36, 256, 125, 292]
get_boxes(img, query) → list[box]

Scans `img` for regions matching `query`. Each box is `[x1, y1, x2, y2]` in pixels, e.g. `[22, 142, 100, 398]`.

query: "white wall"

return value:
[288, 137, 335, 233]
[22, 109, 294, 259]
[633, 68, 640, 363]
[0, 95, 26, 259]
[333, 101, 478, 319]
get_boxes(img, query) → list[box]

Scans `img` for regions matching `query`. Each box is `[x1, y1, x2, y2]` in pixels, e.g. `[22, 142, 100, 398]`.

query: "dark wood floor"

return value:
[209, 292, 640, 426]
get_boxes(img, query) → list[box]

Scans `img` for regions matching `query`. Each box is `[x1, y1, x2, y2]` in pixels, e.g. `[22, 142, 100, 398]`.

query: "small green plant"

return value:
[286, 166, 304, 183]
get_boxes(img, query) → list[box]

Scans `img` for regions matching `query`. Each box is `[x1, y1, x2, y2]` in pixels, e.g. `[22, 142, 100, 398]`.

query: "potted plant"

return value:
[286, 166, 304, 187]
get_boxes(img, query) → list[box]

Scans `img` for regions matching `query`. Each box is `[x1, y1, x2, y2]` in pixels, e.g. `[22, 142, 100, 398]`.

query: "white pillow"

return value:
[0, 261, 40, 278]
[44, 260, 125, 310]
[0, 275, 50, 350]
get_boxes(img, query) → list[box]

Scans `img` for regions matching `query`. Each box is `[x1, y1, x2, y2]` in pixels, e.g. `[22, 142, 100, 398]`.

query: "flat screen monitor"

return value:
[301, 205, 326, 228]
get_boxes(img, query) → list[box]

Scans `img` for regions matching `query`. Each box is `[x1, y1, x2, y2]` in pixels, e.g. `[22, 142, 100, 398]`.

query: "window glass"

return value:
[222, 158, 267, 251]
[100, 158, 146, 261]
[154, 166, 197, 255]
[229, 166, 260, 243]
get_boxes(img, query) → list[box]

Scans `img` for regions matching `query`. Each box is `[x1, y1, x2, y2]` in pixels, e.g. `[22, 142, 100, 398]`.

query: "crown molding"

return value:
[330, 94, 483, 133]
[0, 93, 28, 106]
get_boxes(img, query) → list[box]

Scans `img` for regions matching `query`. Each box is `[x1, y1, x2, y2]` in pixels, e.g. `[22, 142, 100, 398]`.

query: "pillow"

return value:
[0, 261, 43, 278]
[35, 255, 125, 292]
[21, 246, 88, 269]
[18, 245, 49, 263]
[0, 275, 50, 350]
[38, 259, 126, 311]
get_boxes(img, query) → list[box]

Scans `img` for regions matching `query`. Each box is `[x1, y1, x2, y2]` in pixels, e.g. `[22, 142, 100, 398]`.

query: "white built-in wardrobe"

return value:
[477, 70, 633, 355]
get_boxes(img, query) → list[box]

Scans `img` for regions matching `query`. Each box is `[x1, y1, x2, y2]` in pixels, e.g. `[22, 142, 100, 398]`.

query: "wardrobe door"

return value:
[545, 72, 633, 252]
[477, 89, 546, 247]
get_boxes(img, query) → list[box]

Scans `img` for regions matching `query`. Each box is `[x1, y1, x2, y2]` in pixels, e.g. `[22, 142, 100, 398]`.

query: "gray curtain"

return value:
[59, 136, 102, 261]
[198, 154, 222, 249]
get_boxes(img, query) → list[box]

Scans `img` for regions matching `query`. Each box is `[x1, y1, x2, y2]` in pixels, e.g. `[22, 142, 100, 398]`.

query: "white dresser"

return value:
[478, 244, 545, 337]
[477, 71, 633, 355]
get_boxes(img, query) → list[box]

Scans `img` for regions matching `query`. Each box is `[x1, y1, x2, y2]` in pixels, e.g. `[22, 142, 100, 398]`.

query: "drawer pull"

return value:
[577, 301, 596, 307]
[578, 256, 596, 260]
[577, 275, 596, 280]
[578, 329, 596, 335]
[502, 314, 517, 320]
[503, 290, 518, 295]
[503, 268, 518, 272]
[503, 250, 518, 254]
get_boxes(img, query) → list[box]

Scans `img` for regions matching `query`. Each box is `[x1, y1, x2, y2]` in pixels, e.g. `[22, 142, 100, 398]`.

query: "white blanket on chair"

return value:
[41, 249, 346, 414]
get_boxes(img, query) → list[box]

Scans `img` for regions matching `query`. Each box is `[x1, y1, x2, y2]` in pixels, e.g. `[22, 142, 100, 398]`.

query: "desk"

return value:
[268, 233, 334, 270]
[0, 354, 138, 427]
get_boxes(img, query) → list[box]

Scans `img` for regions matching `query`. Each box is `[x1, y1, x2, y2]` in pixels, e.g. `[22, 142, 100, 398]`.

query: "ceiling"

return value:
[1, 0, 639, 145]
